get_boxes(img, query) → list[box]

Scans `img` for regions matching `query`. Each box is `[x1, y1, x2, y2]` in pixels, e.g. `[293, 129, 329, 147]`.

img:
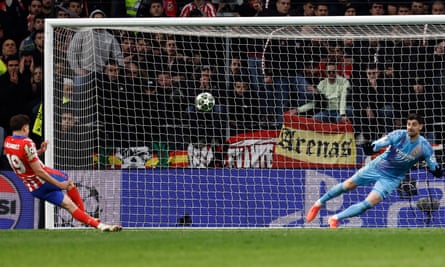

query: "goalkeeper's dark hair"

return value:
[9, 114, 30, 131]
[407, 113, 423, 125]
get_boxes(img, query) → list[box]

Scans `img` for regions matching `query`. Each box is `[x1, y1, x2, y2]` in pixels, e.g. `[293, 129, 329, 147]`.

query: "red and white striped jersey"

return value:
[179, 1, 216, 17]
[3, 135, 49, 192]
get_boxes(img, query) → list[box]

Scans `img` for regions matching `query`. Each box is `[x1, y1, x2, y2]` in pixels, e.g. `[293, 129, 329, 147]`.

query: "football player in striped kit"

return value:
[4, 114, 122, 232]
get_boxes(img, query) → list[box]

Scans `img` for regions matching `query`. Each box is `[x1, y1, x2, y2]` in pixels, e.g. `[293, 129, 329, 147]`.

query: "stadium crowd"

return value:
[1, 0, 445, 170]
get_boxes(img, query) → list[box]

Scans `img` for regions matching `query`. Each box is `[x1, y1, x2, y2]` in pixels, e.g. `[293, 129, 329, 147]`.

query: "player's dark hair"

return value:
[9, 114, 30, 131]
[407, 113, 423, 124]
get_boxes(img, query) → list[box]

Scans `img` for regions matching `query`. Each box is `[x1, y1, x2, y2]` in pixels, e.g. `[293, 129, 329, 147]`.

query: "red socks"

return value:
[72, 208, 99, 228]
[68, 187, 99, 228]
[67, 186, 85, 211]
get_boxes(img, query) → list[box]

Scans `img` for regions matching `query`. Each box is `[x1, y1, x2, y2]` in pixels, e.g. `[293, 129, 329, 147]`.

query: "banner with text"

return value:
[0, 171, 39, 229]
[121, 169, 445, 228]
[274, 112, 357, 168]
[226, 130, 281, 168]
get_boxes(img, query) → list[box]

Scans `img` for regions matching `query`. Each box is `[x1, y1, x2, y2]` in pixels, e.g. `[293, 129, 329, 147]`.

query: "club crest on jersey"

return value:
[24, 144, 37, 160]
[0, 174, 21, 229]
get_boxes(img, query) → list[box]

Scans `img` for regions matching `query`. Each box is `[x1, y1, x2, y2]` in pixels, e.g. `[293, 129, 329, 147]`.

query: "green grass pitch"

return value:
[1, 228, 444, 267]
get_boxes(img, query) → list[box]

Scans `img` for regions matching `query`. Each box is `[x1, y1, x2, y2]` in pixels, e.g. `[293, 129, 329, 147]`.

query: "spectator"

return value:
[1, 39, 18, 61]
[259, 0, 303, 127]
[343, 5, 357, 16]
[188, 50, 204, 81]
[186, 68, 225, 147]
[120, 31, 136, 67]
[300, 26, 329, 64]
[189, 8, 203, 16]
[303, 60, 322, 88]
[369, 1, 385, 15]
[96, 59, 130, 147]
[19, 13, 45, 57]
[180, 0, 216, 17]
[245, 34, 268, 120]
[158, 36, 191, 81]
[136, 0, 168, 17]
[0, 55, 33, 135]
[355, 37, 385, 71]
[238, 0, 263, 16]
[314, 2, 329, 16]
[397, 3, 411, 15]
[431, 0, 445, 14]
[29, 61, 42, 93]
[124, 60, 152, 95]
[67, 9, 124, 98]
[217, 54, 248, 92]
[54, 108, 94, 169]
[26, 0, 42, 33]
[351, 63, 394, 141]
[1, 0, 28, 45]
[163, 0, 178, 16]
[328, 0, 358, 16]
[66, 0, 86, 17]
[152, 70, 190, 149]
[427, 40, 445, 142]
[431, 40, 445, 77]
[55, 5, 71, 17]
[216, 0, 241, 16]
[260, 0, 294, 16]
[27, 29, 44, 68]
[19, 50, 35, 90]
[411, 0, 425, 15]
[151, 32, 165, 55]
[296, 1, 315, 16]
[318, 42, 353, 79]
[390, 38, 428, 86]
[27, 65, 43, 120]
[122, 60, 149, 144]
[41, 0, 54, 17]
[132, 33, 157, 79]
[386, 2, 397, 15]
[293, 62, 350, 124]
[288, 61, 318, 110]
[380, 60, 402, 126]
[227, 78, 261, 136]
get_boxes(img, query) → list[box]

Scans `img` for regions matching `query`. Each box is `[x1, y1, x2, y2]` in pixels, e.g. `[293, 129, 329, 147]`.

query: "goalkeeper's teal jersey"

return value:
[370, 130, 438, 179]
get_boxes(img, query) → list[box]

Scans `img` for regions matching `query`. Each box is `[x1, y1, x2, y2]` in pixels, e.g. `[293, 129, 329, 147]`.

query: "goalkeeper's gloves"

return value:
[362, 142, 375, 156]
[429, 165, 443, 178]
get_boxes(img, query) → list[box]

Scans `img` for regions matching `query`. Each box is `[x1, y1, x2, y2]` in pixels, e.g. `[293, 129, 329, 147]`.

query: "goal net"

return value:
[44, 16, 445, 228]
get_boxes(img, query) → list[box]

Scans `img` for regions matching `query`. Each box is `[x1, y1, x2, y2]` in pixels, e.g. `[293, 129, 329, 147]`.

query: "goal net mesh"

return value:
[46, 18, 445, 228]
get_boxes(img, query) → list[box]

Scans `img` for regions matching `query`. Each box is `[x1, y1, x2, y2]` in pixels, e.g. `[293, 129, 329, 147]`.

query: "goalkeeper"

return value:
[306, 113, 442, 228]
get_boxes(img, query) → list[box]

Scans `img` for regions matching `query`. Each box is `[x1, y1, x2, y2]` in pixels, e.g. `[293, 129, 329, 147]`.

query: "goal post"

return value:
[44, 15, 445, 229]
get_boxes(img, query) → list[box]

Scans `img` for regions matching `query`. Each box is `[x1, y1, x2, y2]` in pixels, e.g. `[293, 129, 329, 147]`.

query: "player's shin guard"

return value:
[72, 208, 99, 228]
[336, 200, 373, 220]
[319, 183, 347, 205]
[67, 186, 85, 211]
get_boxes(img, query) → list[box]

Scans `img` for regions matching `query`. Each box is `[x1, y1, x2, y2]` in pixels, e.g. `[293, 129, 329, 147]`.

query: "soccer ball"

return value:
[195, 92, 215, 112]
